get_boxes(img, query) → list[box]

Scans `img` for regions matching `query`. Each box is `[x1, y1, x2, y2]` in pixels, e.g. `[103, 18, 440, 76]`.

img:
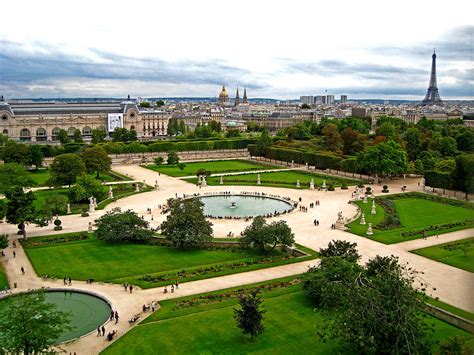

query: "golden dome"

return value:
[219, 85, 229, 102]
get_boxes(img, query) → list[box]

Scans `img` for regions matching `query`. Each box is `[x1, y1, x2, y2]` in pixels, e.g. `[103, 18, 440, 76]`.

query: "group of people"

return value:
[63, 276, 72, 285]
[142, 301, 156, 312]
[313, 219, 320, 226]
[109, 310, 120, 324]
[163, 281, 179, 294]
[309, 200, 320, 208]
[97, 325, 117, 341]
[123, 283, 134, 293]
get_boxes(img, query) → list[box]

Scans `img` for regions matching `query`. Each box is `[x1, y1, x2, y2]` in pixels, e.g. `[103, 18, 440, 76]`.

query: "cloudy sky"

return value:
[0, 0, 472, 100]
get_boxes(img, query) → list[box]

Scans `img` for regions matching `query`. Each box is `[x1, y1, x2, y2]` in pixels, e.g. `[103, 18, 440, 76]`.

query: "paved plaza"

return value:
[1, 163, 473, 354]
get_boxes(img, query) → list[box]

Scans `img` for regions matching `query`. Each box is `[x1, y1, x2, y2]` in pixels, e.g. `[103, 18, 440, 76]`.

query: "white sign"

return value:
[108, 113, 123, 132]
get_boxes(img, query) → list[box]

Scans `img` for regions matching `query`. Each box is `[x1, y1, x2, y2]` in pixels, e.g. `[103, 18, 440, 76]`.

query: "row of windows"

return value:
[13, 126, 106, 141]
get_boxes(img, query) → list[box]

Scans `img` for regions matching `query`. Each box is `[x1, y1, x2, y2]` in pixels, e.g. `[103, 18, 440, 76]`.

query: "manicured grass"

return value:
[348, 196, 474, 244]
[185, 170, 359, 189]
[102, 278, 473, 355]
[28, 169, 128, 186]
[144, 159, 283, 177]
[0, 263, 8, 290]
[412, 237, 474, 272]
[31, 183, 151, 215]
[22, 233, 316, 288]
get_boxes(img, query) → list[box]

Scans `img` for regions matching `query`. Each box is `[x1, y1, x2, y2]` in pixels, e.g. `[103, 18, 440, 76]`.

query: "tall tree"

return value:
[82, 146, 111, 178]
[69, 174, 105, 203]
[49, 153, 86, 187]
[322, 124, 342, 152]
[453, 153, 474, 199]
[2, 140, 30, 166]
[73, 129, 83, 143]
[167, 151, 180, 165]
[234, 289, 265, 340]
[95, 208, 153, 243]
[28, 145, 44, 169]
[319, 240, 360, 262]
[403, 127, 422, 161]
[57, 129, 70, 144]
[255, 130, 272, 156]
[5, 187, 36, 230]
[160, 198, 213, 248]
[0, 163, 34, 194]
[42, 194, 69, 217]
[357, 140, 407, 177]
[0, 291, 71, 354]
[91, 129, 107, 144]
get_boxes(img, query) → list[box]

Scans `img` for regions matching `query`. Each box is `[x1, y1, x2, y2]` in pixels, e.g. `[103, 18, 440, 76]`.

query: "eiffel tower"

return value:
[421, 50, 443, 105]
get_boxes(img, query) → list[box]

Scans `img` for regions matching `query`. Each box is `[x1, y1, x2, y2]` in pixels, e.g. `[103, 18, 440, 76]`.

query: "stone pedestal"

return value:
[322, 179, 326, 190]
[371, 200, 377, 215]
[257, 174, 261, 185]
[309, 178, 314, 190]
[88, 222, 93, 233]
[360, 213, 366, 225]
[363, 195, 368, 204]
[200, 175, 207, 187]
[305, 162, 308, 170]
[296, 179, 300, 188]
[108, 186, 114, 199]
[366, 223, 373, 236]
[220, 176, 223, 185]
[66, 203, 71, 214]
[155, 180, 159, 190]
[135, 184, 140, 192]
[291, 160, 294, 168]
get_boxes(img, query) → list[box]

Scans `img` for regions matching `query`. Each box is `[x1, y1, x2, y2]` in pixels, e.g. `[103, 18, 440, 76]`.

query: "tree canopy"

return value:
[234, 289, 265, 340]
[82, 146, 111, 178]
[49, 153, 86, 187]
[160, 198, 213, 248]
[357, 140, 407, 177]
[95, 208, 153, 243]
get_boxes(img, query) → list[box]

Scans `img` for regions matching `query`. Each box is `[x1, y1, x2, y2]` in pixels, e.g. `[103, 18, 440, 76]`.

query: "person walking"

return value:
[13, 251, 16, 258]
[101, 325, 105, 336]
[129, 285, 133, 293]
[110, 310, 114, 321]
[151, 302, 155, 312]
[114, 311, 119, 324]
[20, 266, 25, 275]
[68, 277, 72, 286]
[97, 326, 101, 337]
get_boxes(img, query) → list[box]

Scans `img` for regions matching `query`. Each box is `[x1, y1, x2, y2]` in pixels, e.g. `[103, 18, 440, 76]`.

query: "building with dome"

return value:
[218, 86, 229, 106]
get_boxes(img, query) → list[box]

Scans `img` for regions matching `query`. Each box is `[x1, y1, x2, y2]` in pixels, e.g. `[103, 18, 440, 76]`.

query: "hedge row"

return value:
[424, 170, 453, 190]
[248, 145, 343, 170]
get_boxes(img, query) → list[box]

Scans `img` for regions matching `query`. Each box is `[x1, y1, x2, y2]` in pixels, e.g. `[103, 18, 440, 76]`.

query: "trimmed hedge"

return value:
[249, 146, 342, 170]
[424, 170, 453, 190]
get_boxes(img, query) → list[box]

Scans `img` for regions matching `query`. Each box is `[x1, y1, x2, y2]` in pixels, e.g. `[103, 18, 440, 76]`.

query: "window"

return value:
[130, 112, 136, 118]
[130, 125, 135, 131]
[52, 127, 61, 140]
[82, 126, 92, 136]
[67, 127, 76, 136]
[36, 128, 47, 141]
[97, 126, 106, 132]
[1, 114, 7, 121]
[20, 128, 31, 141]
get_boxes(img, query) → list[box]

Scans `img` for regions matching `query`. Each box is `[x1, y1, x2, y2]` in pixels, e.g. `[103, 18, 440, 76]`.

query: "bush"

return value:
[328, 182, 335, 191]
[95, 208, 153, 243]
[365, 187, 372, 194]
[382, 185, 389, 193]
[53, 218, 62, 231]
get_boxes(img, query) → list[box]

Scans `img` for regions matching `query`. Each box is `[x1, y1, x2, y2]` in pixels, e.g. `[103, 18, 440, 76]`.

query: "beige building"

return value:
[0, 98, 170, 142]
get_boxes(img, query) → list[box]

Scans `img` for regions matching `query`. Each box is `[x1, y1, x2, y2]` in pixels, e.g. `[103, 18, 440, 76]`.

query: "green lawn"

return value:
[426, 296, 474, 322]
[185, 170, 359, 189]
[144, 160, 283, 177]
[412, 237, 474, 272]
[31, 183, 150, 216]
[102, 278, 473, 355]
[28, 169, 128, 186]
[348, 195, 474, 244]
[22, 233, 316, 288]
[0, 263, 8, 290]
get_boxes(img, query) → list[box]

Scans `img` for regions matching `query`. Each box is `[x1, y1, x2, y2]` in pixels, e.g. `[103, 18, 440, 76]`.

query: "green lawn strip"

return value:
[347, 195, 474, 244]
[22, 233, 317, 288]
[185, 170, 359, 189]
[102, 278, 472, 355]
[411, 237, 474, 273]
[31, 183, 151, 216]
[426, 296, 474, 322]
[144, 159, 283, 177]
[0, 263, 9, 290]
[28, 169, 128, 187]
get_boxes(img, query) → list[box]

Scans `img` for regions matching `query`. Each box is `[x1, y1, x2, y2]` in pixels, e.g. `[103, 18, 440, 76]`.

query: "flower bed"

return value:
[400, 220, 474, 238]
[24, 232, 90, 247]
[375, 198, 401, 230]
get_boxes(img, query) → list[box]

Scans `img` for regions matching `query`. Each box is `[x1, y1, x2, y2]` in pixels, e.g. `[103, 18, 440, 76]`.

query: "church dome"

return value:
[219, 85, 229, 103]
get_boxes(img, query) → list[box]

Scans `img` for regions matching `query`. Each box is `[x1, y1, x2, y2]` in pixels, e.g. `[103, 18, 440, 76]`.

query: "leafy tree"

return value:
[0, 291, 71, 354]
[154, 156, 164, 166]
[42, 194, 69, 217]
[419, 150, 438, 171]
[304, 256, 363, 309]
[322, 124, 342, 152]
[319, 240, 360, 262]
[437, 136, 458, 157]
[57, 129, 70, 144]
[95, 208, 153, 243]
[160, 198, 213, 248]
[209, 120, 222, 133]
[167, 151, 180, 165]
[456, 130, 474, 152]
[453, 153, 474, 198]
[434, 159, 456, 173]
[2, 140, 30, 166]
[340, 128, 366, 155]
[438, 335, 467, 355]
[69, 174, 105, 203]
[194, 123, 214, 138]
[177, 162, 186, 171]
[403, 127, 422, 161]
[0, 163, 34, 194]
[234, 289, 265, 340]
[5, 187, 36, 227]
[112, 128, 137, 142]
[28, 145, 44, 169]
[255, 130, 272, 156]
[414, 159, 425, 174]
[365, 255, 400, 277]
[0, 234, 8, 249]
[139, 101, 151, 108]
[91, 129, 107, 144]
[377, 115, 407, 132]
[49, 153, 85, 187]
[196, 168, 211, 177]
[239, 216, 295, 253]
[156, 100, 165, 107]
[82, 146, 111, 178]
[376, 122, 397, 140]
[73, 129, 83, 143]
[225, 128, 241, 138]
[357, 140, 407, 177]
[0, 201, 5, 222]
[301, 103, 311, 109]
[337, 117, 370, 134]
[329, 257, 430, 354]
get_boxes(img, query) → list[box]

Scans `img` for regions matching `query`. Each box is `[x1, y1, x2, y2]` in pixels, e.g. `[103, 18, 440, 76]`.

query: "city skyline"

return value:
[0, 0, 472, 100]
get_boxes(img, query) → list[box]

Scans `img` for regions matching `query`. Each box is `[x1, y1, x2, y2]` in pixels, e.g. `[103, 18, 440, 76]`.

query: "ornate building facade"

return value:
[0, 97, 170, 142]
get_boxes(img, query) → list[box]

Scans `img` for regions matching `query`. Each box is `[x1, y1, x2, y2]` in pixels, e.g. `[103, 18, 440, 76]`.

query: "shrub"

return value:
[382, 185, 389, 193]
[328, 182, 335, 191]
[53, 219, 62, 231]
[365, 187, 372, 194]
